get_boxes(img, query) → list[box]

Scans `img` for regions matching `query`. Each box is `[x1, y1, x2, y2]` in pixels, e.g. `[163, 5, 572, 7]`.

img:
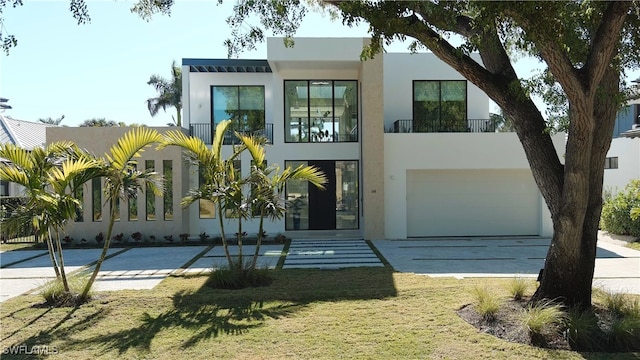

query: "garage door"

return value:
[406, 169, 540, 237]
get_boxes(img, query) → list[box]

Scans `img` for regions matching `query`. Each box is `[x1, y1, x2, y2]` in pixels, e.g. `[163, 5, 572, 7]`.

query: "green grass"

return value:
[627, 241, 640, 251]
[40, 272, 92, 305]
[0, 269, 636, 359]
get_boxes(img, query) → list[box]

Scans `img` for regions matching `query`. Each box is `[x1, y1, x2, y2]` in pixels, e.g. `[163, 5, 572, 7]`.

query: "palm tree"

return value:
[80, 127, 164, 300]
[0, 142, 102, 293]
[159, 120, 237, 267]
[38, 115, 65, 125]
[147, 60, 182, 127]
[236, 133, 327, 269]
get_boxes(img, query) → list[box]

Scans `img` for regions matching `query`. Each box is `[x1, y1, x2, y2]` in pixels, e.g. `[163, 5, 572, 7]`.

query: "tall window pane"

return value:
[145, 160, 155, 221]
[285, 160, 309, 230]
[440, 81, 467, 132]
[92, 177, 102, 222]
[212, 86, 238, 126]
[413, 81, 440, 132]
[163, 160, 173, 221]
[334, 81, 358, 141]
[285, 81, 309, 142]
[336, 161, 359, 230]
[309, 81, 333, 142]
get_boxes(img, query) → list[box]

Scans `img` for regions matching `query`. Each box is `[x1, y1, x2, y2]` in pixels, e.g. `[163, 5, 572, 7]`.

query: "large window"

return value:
[285, 80, 358, 142]
[212, 86, 265, 133]
[413, 80, 467, 132]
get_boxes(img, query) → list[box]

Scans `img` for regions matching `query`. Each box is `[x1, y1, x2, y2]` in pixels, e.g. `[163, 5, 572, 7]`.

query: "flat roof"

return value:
[182, 59, 271, 73]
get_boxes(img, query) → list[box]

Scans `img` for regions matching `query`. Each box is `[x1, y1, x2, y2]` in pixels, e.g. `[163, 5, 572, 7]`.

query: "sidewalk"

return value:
[1, 235, 638, 302]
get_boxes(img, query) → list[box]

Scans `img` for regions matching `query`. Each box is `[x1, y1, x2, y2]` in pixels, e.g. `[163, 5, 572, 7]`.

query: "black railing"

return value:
[1, 197, 39, 243]
[391, 119, 510, 133]
[190, 123, 274, 145]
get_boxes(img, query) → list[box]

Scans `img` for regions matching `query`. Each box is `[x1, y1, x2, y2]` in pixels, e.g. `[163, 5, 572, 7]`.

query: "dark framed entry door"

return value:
[308, 160, 337, 230]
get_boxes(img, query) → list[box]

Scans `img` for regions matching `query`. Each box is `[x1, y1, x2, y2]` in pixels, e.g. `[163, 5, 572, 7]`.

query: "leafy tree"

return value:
[38, 115, 65, 126]
[0, 141, 101, 296]
[146, 60, 182, 127]
[79, 118, 119, 127]
[80, 127, 164, 300]
[156, 0, 638, 309]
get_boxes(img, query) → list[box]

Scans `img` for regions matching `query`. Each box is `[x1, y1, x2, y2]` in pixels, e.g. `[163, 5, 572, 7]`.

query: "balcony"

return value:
[389, 119, 513, 133]
[189, 123, 274, 145]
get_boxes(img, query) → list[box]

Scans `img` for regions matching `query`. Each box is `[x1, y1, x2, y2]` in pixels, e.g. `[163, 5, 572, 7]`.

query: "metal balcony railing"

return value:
[189, 123, 274, 145]
[390, 119, 512, 133]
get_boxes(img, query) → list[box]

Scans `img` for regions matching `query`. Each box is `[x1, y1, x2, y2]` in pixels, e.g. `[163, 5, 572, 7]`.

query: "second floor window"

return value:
[285, 80, 358, 143]
[413, 80, 466, 132]
[211, 86, 265, 132]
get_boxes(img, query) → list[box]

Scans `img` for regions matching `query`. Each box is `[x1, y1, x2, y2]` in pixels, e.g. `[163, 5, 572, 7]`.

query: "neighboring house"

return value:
[181, 37, 565, 240]
[0, 114, 53, 197]
[603, 98, 640, 193]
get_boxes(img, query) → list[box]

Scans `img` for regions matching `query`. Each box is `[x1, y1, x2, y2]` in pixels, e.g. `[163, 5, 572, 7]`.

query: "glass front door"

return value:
[285, 160, 359, 231]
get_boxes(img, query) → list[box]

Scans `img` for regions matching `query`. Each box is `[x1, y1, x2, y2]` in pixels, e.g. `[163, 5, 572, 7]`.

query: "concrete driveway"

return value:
[372, 236, 640, 295]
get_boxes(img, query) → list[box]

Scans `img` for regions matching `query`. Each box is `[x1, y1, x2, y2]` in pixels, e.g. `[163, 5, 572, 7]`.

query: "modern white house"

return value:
[179, 37, 565, 240]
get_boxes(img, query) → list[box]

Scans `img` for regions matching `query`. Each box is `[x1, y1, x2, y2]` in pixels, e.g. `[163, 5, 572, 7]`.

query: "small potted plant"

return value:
[179, 233, 189, 244]
[131, 231, 143, 243]
[95, 232, 104, 245]
[199, 232, 209, 244]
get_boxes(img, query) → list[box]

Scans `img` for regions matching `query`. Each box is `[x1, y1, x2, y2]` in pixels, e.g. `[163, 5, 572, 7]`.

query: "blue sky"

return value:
[1, 1, 637, 127]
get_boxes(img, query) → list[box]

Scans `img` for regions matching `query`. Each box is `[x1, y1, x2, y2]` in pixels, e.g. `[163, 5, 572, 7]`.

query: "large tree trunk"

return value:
[532, 68, 619, 308]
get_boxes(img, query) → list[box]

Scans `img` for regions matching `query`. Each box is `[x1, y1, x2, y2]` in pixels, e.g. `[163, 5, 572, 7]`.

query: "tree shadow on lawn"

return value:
[82, 267, 398, 355]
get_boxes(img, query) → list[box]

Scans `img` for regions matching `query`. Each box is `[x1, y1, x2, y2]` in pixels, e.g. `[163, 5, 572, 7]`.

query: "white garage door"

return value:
[407, 169, 540, 237]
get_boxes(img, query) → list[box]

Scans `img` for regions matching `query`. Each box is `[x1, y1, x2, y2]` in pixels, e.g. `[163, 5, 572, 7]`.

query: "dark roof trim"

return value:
[182, 59, 272, 73]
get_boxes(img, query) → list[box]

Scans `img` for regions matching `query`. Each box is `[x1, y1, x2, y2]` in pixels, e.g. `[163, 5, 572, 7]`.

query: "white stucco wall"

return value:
[603, 137, 640, 193]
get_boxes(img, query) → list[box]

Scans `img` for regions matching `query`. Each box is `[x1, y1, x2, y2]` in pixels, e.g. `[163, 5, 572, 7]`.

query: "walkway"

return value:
[0, 236, 638, 302]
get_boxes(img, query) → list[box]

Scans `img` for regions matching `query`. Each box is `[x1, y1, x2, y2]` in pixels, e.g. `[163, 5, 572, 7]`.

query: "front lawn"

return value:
[0, 268, 635, 359]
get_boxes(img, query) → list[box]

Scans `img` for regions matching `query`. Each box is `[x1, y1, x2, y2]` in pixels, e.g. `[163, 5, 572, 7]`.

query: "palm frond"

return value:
[236, 133, 266, 166]
[158, 130, 211, 164]
[0, 143, 33, 170]
[0, 165, 30, 187]
[212, 120, 232, 158]
[106, 128, 162, 170]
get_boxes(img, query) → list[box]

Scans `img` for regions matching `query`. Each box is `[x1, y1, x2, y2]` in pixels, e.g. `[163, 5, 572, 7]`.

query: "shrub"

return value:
[600, 180, 640, 237]
[506, 276, 529, 300]
[131, 232, 143, 243]
[95, 232, 104, 244]
[199, 232, 209, 243]
[520, 300, 566, 342]
[598, 290, 631, 317]
[207, 261, 273, 289]
[566, 308, 602, 351]
[472, 286, 501, 320]
[112, 232, 125, 243]
[607, 316, 640, 351]
[40, 272, 91, 306]
[179, 233, 189, 244]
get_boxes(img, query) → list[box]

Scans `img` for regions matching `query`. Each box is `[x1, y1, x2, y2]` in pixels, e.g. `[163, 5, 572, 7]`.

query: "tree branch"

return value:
[584, 1, 630, 93]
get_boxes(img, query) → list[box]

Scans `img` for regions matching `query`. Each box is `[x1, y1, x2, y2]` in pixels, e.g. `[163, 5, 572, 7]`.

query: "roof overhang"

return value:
[182, 59, 272, 73]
